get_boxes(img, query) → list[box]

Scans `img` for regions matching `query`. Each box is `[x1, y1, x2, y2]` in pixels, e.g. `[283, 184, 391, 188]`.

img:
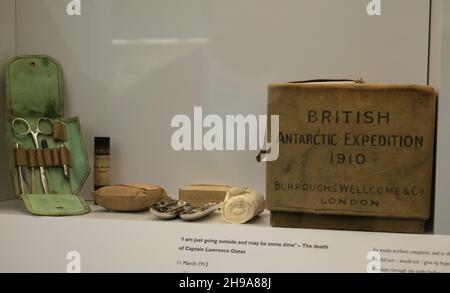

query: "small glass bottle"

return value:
[94, 137, 110, 191]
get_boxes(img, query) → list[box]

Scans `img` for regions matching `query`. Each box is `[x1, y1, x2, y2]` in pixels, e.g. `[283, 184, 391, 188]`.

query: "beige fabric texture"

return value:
[179, 184, 230, 207]
[266, 81, 436, 233]
[92, 183, 168, 212]
[221, 187, 265, 224]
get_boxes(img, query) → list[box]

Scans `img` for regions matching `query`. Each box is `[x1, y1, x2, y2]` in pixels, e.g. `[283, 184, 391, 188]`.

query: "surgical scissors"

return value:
[12, 117, 53, 194]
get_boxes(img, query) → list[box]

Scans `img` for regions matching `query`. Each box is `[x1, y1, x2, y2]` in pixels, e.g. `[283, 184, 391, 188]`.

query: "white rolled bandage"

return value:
[221, 187, 265, 224]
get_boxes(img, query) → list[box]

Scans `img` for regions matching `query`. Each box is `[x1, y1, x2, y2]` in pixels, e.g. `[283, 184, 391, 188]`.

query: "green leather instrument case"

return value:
[4, 55, 91, 216]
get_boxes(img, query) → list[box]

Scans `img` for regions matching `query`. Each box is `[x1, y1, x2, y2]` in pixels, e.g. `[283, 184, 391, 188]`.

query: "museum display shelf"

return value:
[1, 198, 450, 273]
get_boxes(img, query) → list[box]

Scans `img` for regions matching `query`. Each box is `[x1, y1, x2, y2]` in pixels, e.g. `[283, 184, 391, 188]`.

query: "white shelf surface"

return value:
[1, 199, 450, 273]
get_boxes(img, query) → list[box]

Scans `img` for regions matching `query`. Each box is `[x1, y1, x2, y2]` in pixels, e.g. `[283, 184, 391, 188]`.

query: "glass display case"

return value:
[1, 0, 450, 273]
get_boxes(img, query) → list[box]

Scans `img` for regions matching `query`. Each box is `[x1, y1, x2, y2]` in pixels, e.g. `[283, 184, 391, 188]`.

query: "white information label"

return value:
[1, 201, 449, 273]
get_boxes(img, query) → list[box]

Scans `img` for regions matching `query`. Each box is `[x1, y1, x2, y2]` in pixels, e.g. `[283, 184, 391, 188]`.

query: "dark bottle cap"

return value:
[94, 137, 110, 155]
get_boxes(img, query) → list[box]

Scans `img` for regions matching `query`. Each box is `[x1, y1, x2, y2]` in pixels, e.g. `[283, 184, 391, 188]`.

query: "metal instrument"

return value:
[150, 199, 219, 221]
[12, 117, 53, 194]
[15, 143, 29, 195]
[179, 203, 220, 221]
[150, 199, 192, 220]
[60, 144, 70, 179]
[41, 139, 52, 174]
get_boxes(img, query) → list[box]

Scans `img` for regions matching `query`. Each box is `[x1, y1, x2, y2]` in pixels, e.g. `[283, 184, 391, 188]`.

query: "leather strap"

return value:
[51, 148, 61, 166]
[43, 148, 53, 166]
[14, 147, 28, 167]
[288, 78, 365, 84]
[27, 149, 38, 167]
[36, 149, 45, 167]
[60, 146, 71, 166]
[53, 121, 67, 141]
